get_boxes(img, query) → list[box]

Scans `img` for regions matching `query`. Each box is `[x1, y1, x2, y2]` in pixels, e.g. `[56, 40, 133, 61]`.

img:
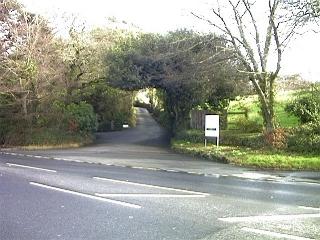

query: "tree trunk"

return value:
[21, 93, 28, 118]
[253, 76, 276, 134]
[261, 104, 275, 133]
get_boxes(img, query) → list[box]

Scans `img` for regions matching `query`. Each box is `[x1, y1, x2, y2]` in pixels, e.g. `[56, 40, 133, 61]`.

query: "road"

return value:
[1, 108, 320, 240]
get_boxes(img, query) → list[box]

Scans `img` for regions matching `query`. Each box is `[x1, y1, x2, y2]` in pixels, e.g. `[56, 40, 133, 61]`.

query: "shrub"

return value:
[233, 117, 262, 133]
[65, 102, 97, 133]
[264, 128, 287, 149]
[175, 129, 205, 143]
[287, 121, 320, 154]
[285, 89, 320, 124]
[175, 129, 265, 149]
[221, 131, 265, 148]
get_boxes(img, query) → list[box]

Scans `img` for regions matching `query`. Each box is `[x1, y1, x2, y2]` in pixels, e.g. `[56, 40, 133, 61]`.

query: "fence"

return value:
[190, 109, 248, 130]
[190, 110, 227, 130]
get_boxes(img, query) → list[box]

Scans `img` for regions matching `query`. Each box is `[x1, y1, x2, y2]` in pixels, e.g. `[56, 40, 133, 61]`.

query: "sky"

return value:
[19, 0, 320, 82]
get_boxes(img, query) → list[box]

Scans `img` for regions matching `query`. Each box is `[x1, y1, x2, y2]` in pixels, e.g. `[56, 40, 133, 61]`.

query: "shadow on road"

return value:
[95, 108, 170, 148]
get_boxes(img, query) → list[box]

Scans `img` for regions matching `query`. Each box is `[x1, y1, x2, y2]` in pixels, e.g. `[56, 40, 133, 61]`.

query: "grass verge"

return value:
[172, 139, 320, 170]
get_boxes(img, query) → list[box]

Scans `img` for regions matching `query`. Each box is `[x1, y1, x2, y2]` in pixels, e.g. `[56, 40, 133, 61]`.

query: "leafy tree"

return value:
[105, 29, 240, 131]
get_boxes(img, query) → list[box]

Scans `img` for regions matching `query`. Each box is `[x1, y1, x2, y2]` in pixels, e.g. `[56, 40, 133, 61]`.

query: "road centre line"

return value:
[93, 177, 210, 196]
[6, 163, 57, 173]
[165, 169, 180, 173]
[29, 182, 141, 209]
[219, 213, 320, 223]
[241, 227, 314, 240]
[95, 193, 206, 198]
[299, 206, 320, 211]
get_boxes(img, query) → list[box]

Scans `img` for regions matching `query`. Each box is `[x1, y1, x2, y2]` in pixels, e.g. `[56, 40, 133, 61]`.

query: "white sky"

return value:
[19, 0, 320, 82]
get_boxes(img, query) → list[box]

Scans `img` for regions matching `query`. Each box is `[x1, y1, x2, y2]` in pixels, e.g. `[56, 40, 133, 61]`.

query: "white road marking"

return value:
[241, 227, 314, 240]
[232, 172, 281, 180]
[165, 169, 179, 173]
[299, 206, 320, 211]
[95, 193, 206, 198]
[6, 163, 57, 173]
[145, 167, 158, 171]
[219, 213, 320, 223]
[93, 177, 210, 196]
[30, 182, 141, 209]
[207, 173, 220, 178]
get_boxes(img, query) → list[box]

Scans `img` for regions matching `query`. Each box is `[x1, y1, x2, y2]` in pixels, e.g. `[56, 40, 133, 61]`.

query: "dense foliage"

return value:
[106, 30, 245, 132]
[285, 85, 320, 123]
[0, 1, 136, 146]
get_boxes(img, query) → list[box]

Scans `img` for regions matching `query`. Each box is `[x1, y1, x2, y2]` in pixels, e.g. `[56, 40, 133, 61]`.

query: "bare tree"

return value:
[0, 0, 62, 117]
[192, 0, 313, 132]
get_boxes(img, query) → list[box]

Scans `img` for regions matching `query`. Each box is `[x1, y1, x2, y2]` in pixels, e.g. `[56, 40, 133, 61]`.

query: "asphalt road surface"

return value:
[1, 108, 320, 240]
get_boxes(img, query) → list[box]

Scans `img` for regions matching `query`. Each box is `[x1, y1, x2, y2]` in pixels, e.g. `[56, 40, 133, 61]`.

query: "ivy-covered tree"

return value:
[105, 30, 240, 131]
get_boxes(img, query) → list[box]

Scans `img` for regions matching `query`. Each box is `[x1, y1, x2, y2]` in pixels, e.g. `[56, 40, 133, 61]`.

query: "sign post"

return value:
[205, 115, 220, 147]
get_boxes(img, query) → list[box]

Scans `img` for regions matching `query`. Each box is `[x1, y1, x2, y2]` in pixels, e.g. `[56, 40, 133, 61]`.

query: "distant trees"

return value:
[283, 0, 320, 23]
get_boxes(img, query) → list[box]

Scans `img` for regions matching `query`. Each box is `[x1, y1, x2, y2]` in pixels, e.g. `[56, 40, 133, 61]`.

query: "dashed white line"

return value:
[187, 171, 198, 174]
[130, 166, 144, 169]
[241, 227, 314, 240]
[299, 206, 320, 211]
[6, 163, 57, 173]
[165, 169, 179, 173]
[145, 167, 158, 171]
[30, 182, 141, 209]
[95, 193, 206, 198]
[219, 213, 320, 223]
[93, 177, 210, 196]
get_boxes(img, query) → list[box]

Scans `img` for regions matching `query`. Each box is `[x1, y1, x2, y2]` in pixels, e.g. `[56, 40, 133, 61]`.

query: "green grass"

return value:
[172, 90, 318, 170]
[172, 140, 320, 170]
[228, 91, 299, 129]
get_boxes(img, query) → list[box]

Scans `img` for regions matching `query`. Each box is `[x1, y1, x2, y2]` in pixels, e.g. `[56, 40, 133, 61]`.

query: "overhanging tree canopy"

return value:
[105, 30, 243, 131]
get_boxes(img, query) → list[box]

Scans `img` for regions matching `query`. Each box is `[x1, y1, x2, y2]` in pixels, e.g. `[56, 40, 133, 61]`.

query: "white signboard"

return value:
[205, 115, 219, 146]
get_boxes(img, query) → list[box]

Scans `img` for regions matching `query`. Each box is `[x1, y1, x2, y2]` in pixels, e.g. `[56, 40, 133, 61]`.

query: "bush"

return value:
[285, 89, 320, 124]
[221, 131, 265, 148]
[287, 121, 320, 154]
[175, 129, 265, 149]
[175, 129, 205, 143]
[233, 117, 262, 133]
[65, 102, 97, 133]
[264, 128, 287, 149]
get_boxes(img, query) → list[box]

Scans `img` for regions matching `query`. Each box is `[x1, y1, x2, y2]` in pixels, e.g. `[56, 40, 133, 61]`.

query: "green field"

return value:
[227, 91, 299, 129]
[172, 89, 320, 170]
